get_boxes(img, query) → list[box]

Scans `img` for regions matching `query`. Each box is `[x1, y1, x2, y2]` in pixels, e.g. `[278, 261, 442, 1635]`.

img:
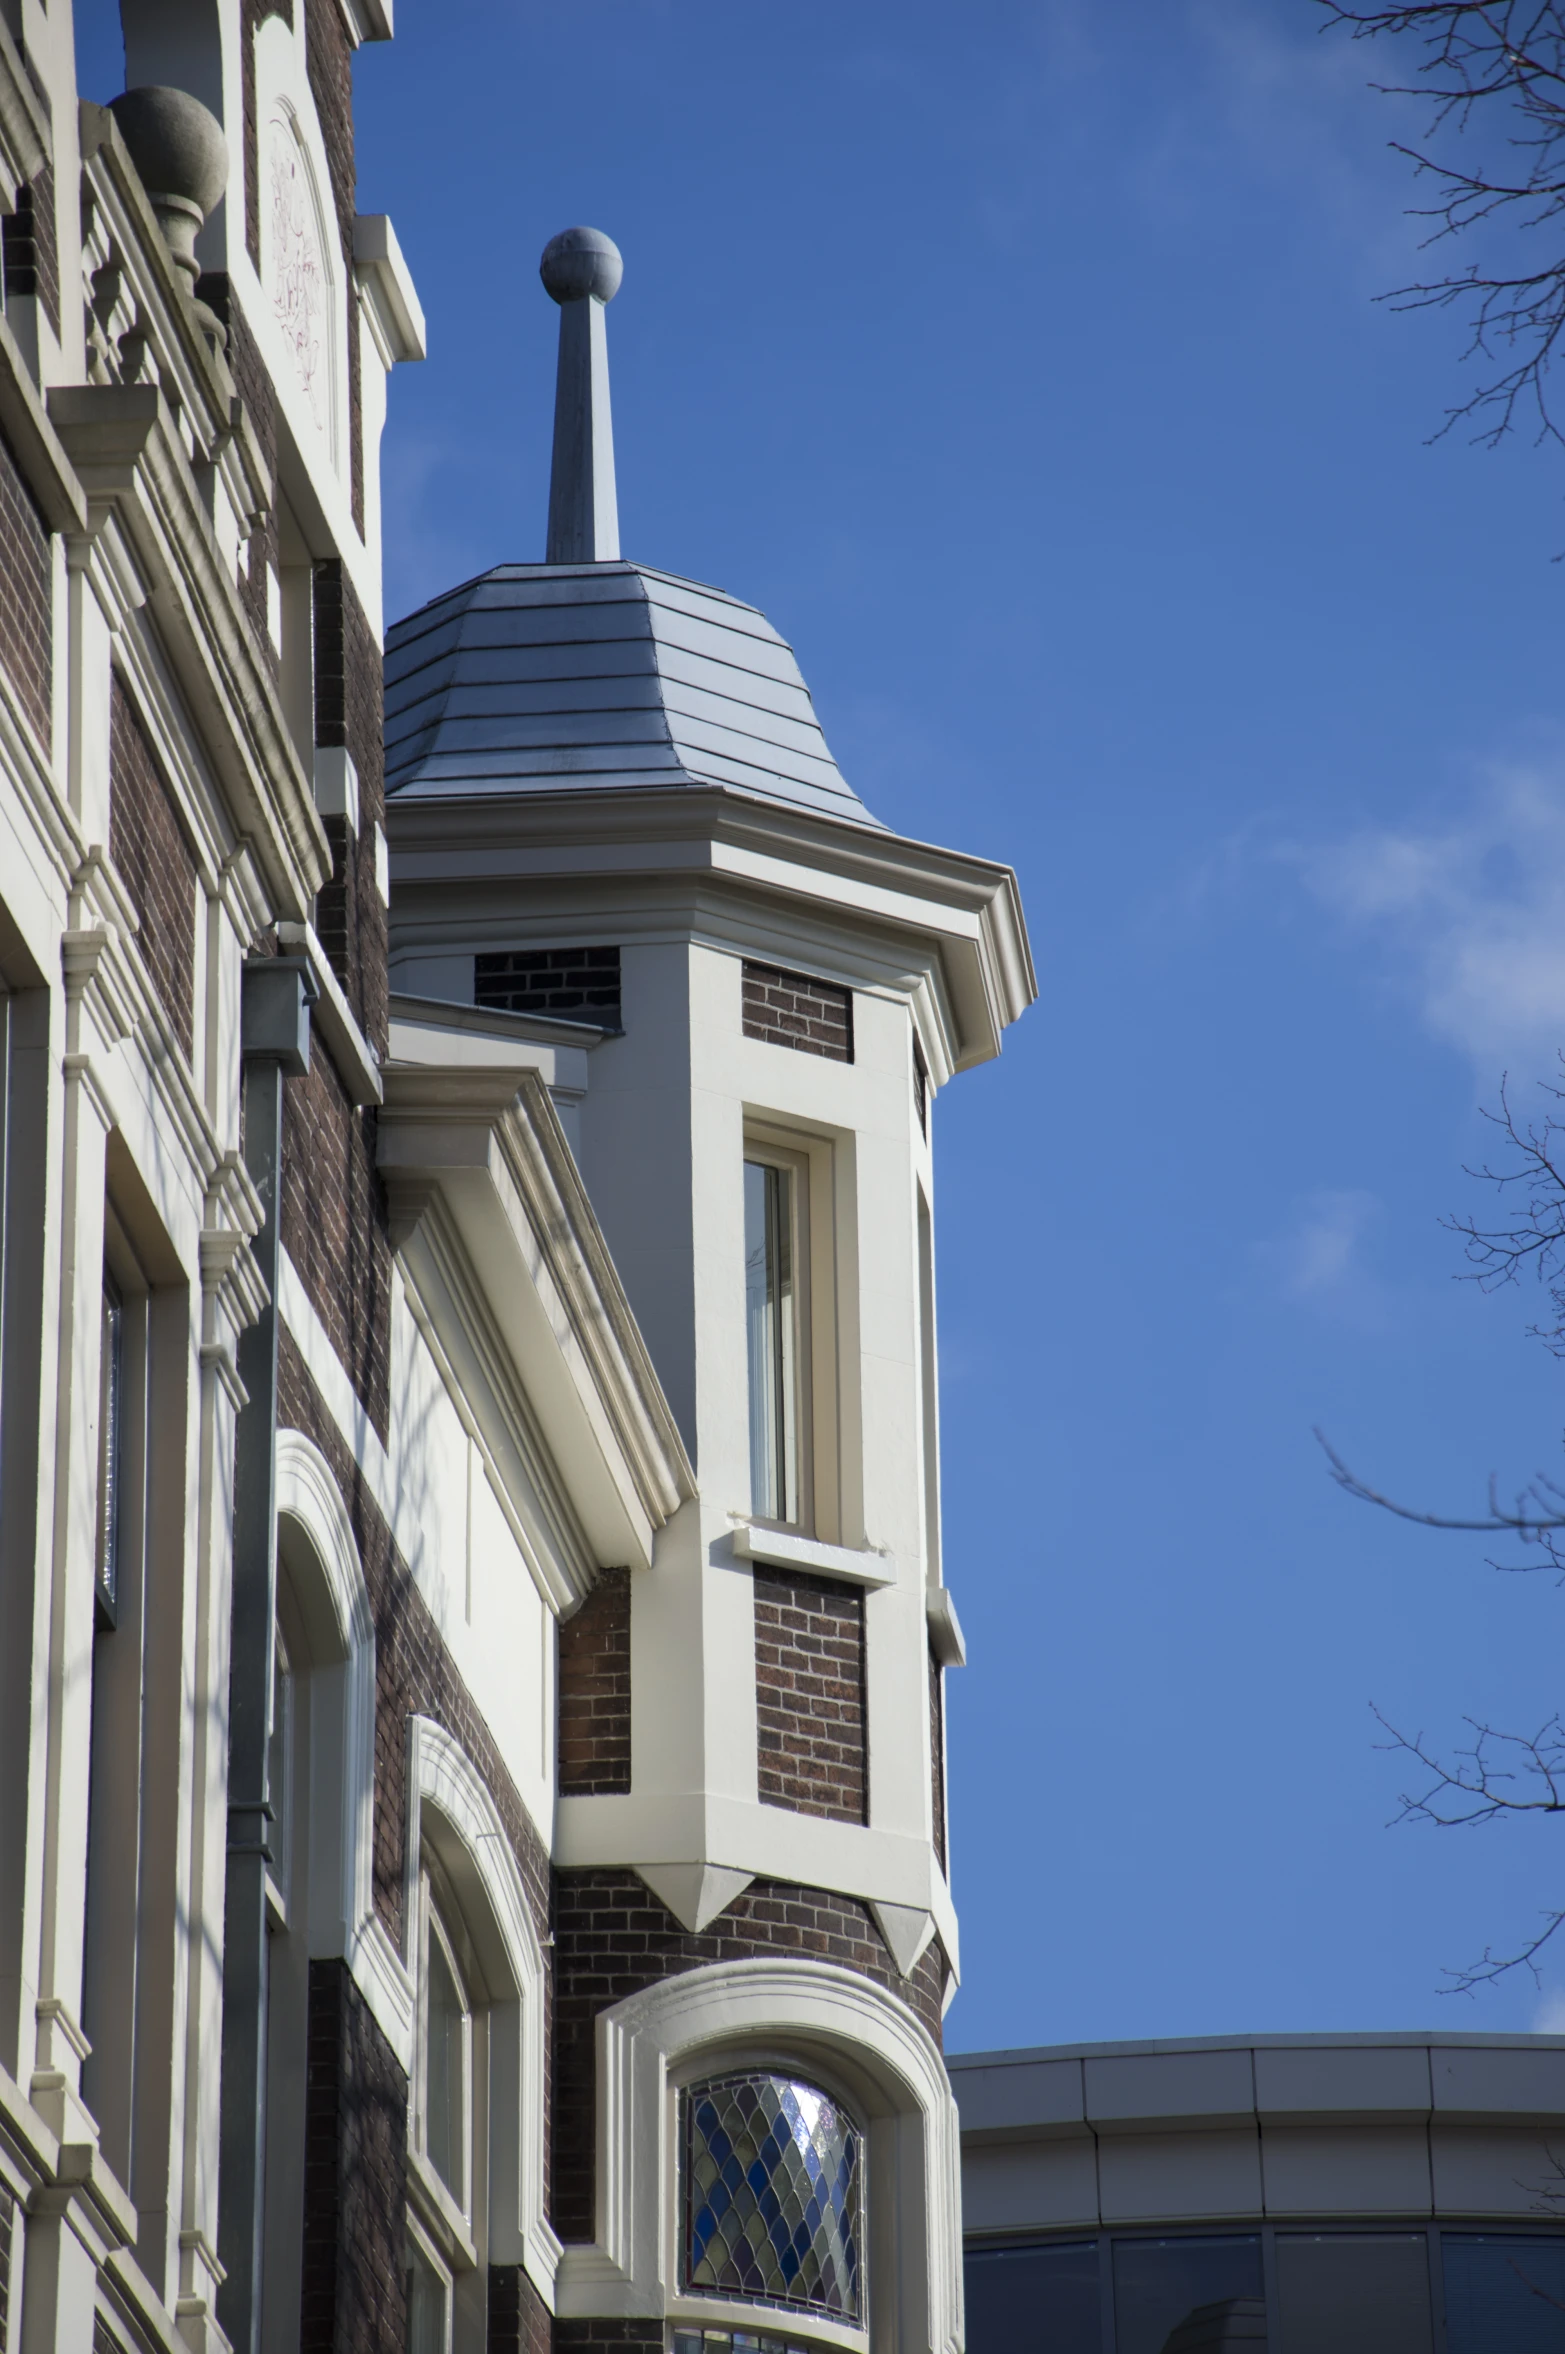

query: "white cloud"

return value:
[1534, 1987, 1565, 2034]
[1253, 1187, 1385, 1323]
[1293, 755, 1565, 1081]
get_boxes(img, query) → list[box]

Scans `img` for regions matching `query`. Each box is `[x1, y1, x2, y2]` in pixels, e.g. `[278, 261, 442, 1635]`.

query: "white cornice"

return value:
[387, 785, 1034, 1074]
[275, 919, 383, 1105]
[378, 1065, 694, 1577]
[48, 382, 329, 922]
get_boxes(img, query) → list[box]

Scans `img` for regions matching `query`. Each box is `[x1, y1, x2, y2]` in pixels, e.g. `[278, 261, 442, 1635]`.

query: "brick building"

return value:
[0, 15, 1032, 2354]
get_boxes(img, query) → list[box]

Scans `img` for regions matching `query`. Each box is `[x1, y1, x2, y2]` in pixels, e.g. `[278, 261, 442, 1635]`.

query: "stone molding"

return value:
[378, 1064, 695, 1582]
[553, 1956, 963, 2354]
[275, 1428, 414, 2069]
[403, 1716, 561, 2304]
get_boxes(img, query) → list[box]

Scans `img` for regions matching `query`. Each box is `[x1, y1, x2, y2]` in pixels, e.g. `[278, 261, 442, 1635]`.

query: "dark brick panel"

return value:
[109, 673, 197, 1061]
[552, 2327, 662, 2354]
[276, 1334, 554, 2199]
[930, 1645, 947, 1876]
[476, 947, 620, 1027]
[279, 1037, 392, 1442]
[300, 1958, 407, 2354]
[551, 1871, 944, 2244]
[304, 0, 363, 532]
[313, 560, 388, 1055]
[0, 417, 50, 745]
[559, 1569, 631, 1797]
[3, 164, 58, 332]
[741, 961, 853, 1063]
[754, 1567, 867, 1826]
[489, 2264, 552, 2354]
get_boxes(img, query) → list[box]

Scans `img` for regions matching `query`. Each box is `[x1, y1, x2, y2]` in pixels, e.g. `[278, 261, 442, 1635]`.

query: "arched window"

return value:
[406, 1853, 484, 2346]
[400, 1717, 559, 2345]
[681, 2072, 862, 2323]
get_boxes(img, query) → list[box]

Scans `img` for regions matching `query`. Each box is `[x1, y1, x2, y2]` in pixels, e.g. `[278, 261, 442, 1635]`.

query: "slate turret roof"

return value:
[383, 558, 880, 828]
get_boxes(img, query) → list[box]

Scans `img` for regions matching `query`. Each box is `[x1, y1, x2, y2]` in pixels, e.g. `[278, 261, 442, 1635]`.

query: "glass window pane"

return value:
[1111, 2237, 1263, 2354]
[96, 1278, 122, 1619]
[423, 1927, 466, 2206]
[745, 1161, 796, 1522]
[1276, 2234, 1431, 2354]
[964, 2241, 1100, 2354]
[684, 2072, 859, 2320]
[405, 2239, 447, 2354]
[1443, 2235, 1565, 2354]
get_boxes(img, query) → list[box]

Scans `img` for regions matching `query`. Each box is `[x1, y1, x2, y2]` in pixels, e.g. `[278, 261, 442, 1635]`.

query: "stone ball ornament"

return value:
[108, 86, 230, 221]
[540, 226, 623, 307]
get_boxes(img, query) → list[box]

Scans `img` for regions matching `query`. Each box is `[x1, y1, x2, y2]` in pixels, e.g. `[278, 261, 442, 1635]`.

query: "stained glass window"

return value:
[683, 2073, 861, 2322]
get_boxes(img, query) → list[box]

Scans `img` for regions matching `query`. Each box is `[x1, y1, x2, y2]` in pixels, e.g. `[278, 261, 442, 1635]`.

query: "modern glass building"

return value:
[952, 2034, 1565, 2353]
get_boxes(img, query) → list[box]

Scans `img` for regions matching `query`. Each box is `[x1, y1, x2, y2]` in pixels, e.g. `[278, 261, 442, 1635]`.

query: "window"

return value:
[406, 1855, 482, 2350]
[82, 1233, 154, 2181]
[405, 2222, 453, 2354]
[95, 1274, 123, 1626]
[1442, 2234, 1565, 2353]
[965, 2242, 1099, 2354]
[423, 1912, 469, 2209]
[745, 1159, 800, 1523]
[260, 1576, 309, 2354]
[1110, 2238, 1262, 2354]
[682, 2072, 861, 2323]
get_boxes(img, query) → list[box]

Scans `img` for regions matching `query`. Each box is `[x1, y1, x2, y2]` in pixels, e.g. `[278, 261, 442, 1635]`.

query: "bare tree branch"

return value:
[1371, 1706, 1565, 1987]
[1318, 4, 1565, 446]
[1316, 1426, 1565, 1530]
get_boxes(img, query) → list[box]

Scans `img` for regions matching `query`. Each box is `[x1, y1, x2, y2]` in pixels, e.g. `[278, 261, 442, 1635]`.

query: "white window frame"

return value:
[552, 1958, 961, 2354]
[409, 1853, 481, 2266]
[742, 1124, 844, 1544]
[405, 2206, 456, 2354]
[402, 1717, 560, 2308]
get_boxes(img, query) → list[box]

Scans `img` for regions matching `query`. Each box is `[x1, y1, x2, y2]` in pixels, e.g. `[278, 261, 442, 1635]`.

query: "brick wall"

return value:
[0, 419, 50, 745]
[313, 561, 388, 1055]
[558, 1569, 631, 1797]
[475, 947, 621, 1027]
[109, 674, 197, 1061]
[552, 2327, 662, 2354]
[488, 2264, 552, 2354]
[741, 961, 853, 1061]
[929, 1645, 946, 1876]
[300, 1958, 407, 2354]
[280, 1037, 392, 1441]
[754, 1567, 866, 1826]
[3, 164, 59, 332]
[304, 0, 363, 533]
[551, 1871, 945, 2244]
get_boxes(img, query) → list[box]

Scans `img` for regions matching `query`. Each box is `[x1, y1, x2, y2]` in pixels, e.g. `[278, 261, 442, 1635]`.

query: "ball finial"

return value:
[540, 226, 623, 306]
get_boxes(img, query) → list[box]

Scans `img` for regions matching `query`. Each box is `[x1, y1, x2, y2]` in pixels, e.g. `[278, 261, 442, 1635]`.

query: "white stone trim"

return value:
[404, 1716, 562, 2305]
[553, 1957, 963, 2354]
[274, 1429, 414, 2069]
[730, 1524, 896, 1589]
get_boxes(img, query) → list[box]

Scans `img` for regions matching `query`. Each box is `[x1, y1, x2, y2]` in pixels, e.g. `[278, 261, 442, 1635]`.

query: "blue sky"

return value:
[78, 0, 1565, 2048]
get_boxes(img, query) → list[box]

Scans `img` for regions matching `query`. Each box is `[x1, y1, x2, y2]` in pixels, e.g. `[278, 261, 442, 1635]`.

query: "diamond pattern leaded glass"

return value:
[683, 2074, 861, 2321]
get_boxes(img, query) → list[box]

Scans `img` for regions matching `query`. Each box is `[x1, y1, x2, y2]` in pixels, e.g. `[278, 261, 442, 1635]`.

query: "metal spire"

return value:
[540, 226, 623, 564]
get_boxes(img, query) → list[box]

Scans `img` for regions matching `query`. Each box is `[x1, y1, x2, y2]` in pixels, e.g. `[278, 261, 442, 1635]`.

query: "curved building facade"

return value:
[954, 2034, 1565, 2354]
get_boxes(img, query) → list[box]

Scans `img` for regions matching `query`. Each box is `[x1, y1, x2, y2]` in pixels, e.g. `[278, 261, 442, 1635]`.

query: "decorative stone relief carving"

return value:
[267, 117, 329, 441]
